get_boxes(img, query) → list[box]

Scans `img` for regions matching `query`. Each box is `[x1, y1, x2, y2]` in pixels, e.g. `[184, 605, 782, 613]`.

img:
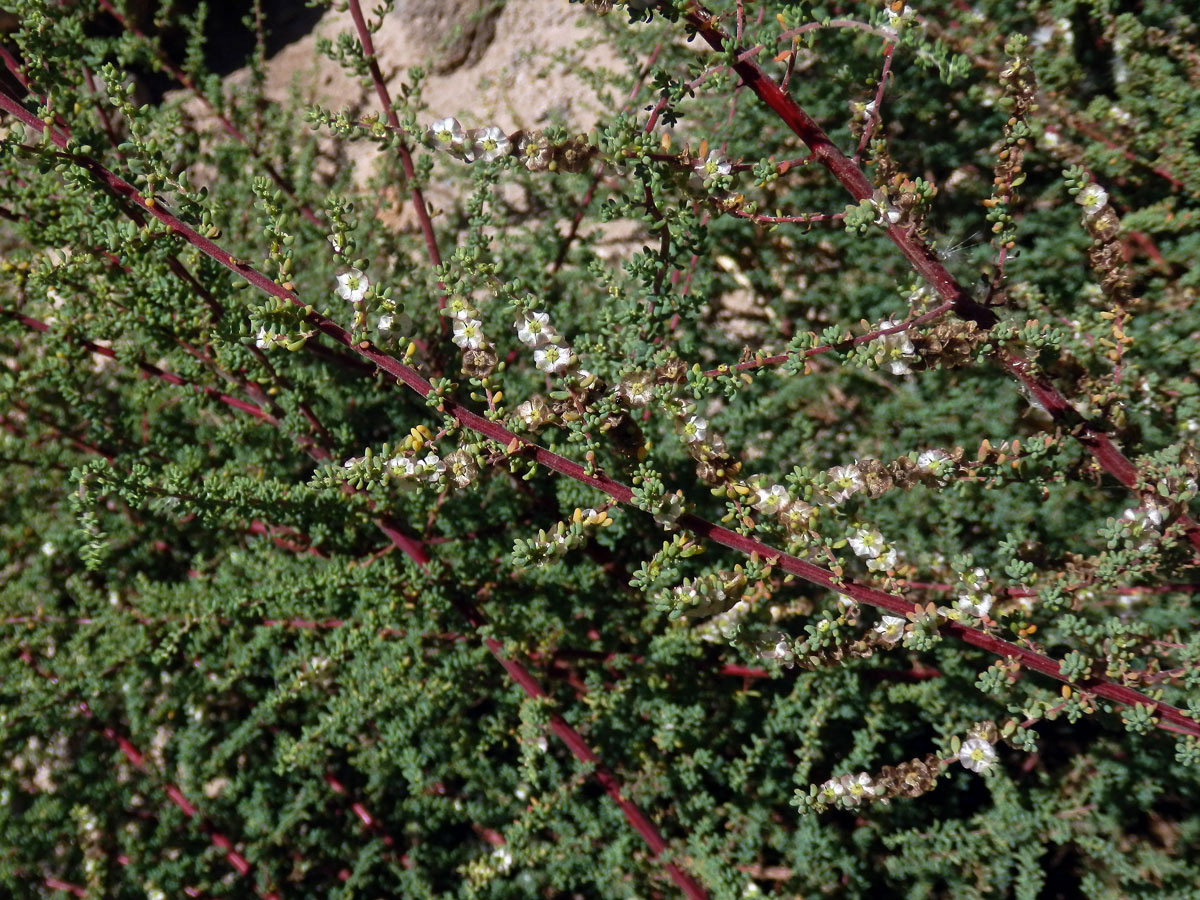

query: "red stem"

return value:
[344, 0, 450, 351]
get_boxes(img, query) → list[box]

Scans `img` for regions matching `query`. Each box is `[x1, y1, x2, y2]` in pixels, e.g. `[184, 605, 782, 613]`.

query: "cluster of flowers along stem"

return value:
[511, 506, 615, 568]
[317, 425, 479, 494]
[424, 117, 596, 173]
[801, 723, 1004, 813]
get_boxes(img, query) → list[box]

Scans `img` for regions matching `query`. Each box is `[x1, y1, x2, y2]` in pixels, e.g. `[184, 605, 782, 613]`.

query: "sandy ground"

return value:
[225, 0, 621, 162]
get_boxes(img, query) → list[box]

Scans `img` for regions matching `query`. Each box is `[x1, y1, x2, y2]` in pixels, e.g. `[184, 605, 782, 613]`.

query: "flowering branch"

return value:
[5, 89, 1192, 742]
[680, 1, 1200, 554]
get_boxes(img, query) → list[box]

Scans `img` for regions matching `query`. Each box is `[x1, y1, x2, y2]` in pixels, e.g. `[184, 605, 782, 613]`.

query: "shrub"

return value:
[2, 1, 1199, 897]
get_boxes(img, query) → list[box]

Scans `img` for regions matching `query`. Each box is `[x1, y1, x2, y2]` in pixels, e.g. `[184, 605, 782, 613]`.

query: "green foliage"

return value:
[2, 1, 1200, 898]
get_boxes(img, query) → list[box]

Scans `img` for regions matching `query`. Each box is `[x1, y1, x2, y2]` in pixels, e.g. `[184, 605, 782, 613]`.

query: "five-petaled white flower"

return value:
[874, 615, 907, 644]
[818, 777, 846, 804]
[516, 310, 555, 347]
[878, 318, 917, 374]
[886, 3, 914, 29]
[335, 268, 369, 303]
[917, 448, 951, 474]
[827, 464, 864, 503]
[425, 116, 467, 153]
[470, 126, 510, 162]
[534, 344, 572, 374]
[518, 133, 552, 171]
[840, 772, 878, 806]
[420, 452, 446, 484]
[958, 737, 997, 773]
[1077, 183, 1108, 217]
[753, 484, 790, 515]
[956, 592, 993, 619]
[616, 371, 655, 408]
[695, 150, 732, 179]
[452, 318, 486, 350]
[491, 845, 514, 873]
[866, 547, 899, 572]
[680, 415, 710, 445]
[848, 525, 885, 558]
[389, 456, 418, 479]
[255, 327, 271, 349]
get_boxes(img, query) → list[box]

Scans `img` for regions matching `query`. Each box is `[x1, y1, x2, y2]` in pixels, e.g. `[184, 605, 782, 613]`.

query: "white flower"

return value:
[958, 737, 997, 773]
[752, 484, 790, 515]
[452, 317, 486, 350]
[694, 150, 732, 179]
[491, 845, 514, 873]
[1123, 505, 1163, 529]
[425, 116, 468, 154]
[861, 99, 877, 124]
[886, 4, 914, 30]
[420, 452, 445, 484]
[255, 327, 270, 349]
[840, 772, 877, 806]
[917, 448, 951, 473]
[533, 344, 573, 375]
[848, 525, 885, 559]
[516, 310, 555, 347]
[818, 777, 846, 804]
[680, 415, 710, 445]
[778, 500, 816, 534]
[470, 126, 510, 163]
[874, 615, 906, 644]
[389, 456, 418, 477]
[335, 268, 369, 303]
[1122, 505, 1165, 546]
[653, 491, 684, 529]
[444, 449, 478, 489]
[516, 397, 551, 428]
[518, 133, 552, 170]
[445, 296, 479, 321]
[41, 541, 56, 557]
[827, 464, 864, 503]
[616, 371, 655, 408]
[866, 547, 899, 572]
[1076, 183, 1108, 217]
[877, 318, 917, 375]
[956, 592, 993, 619]
[757, 631, 794, 667]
